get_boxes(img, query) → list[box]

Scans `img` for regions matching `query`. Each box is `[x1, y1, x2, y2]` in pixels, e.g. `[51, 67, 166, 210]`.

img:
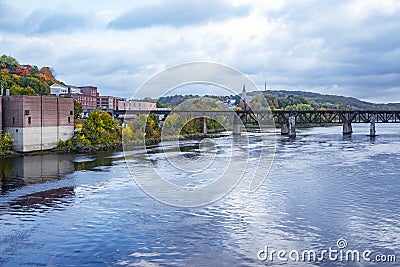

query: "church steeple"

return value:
[241, 84, 246, 102]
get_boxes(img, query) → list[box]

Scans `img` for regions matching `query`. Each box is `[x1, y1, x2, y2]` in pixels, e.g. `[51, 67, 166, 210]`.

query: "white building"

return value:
[50, 84, 81, 96]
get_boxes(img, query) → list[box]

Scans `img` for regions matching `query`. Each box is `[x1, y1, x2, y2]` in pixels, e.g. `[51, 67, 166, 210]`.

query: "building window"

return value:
[12, 117, 15, 124]
[24, 110, 30, 115]
[16, 129, 18, 133]
[28, 117, 31, 124]
[68, 117, 71, 123]
[70, 110, 73, 115]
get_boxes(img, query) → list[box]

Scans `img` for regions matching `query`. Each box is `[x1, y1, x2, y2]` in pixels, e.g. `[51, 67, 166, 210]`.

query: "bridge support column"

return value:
[202, 116, 207, 134]
[288, 116, 296, 137]
[368, 115, 377, 137]
[281, 123, 289, 135]
[233, 116, 241, 135]
[343, 121, 352, 135]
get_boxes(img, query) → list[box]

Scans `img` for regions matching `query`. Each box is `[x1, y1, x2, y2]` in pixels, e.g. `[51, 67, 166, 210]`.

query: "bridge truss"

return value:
[115, 109, 400, 124]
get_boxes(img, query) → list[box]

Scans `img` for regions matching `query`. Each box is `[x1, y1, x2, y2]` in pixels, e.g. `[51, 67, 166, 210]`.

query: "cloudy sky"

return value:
[0, 0, 399, 102]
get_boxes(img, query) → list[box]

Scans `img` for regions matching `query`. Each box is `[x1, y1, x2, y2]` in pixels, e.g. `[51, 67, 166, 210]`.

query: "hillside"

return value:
[158, 90, 400, 111]
[261, 90, 400, 110]
[0, 55, 62, 96]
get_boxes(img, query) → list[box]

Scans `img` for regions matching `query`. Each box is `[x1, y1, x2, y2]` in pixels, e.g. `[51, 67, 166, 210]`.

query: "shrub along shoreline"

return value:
[0, 131, 14, 156]
[58, 110, 121, 152]
[56, 110, 228, 153]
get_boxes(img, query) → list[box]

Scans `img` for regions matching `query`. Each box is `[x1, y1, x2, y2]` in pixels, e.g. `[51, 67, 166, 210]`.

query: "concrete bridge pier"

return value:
[288, 116, 296, 137]
[368, 115, 377, 137]
[281, 123, 289, 135]
[343, 121, 353, 135]
[233, 116, 241, 135]
[202, 116, 207, 134]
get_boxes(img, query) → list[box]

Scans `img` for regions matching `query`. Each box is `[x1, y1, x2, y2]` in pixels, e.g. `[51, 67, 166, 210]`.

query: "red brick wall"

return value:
[22, 96, 44, 127]
[113, 98, 119, 110]
[79, 86, 97, 96]
[58, 97, 74, 126]
[2, 96, 73, 128]
[42, 97, 58, 127]
[2, 96, 24, 127]
[79, 86, 98, 109]
[76, 94, 97, 110]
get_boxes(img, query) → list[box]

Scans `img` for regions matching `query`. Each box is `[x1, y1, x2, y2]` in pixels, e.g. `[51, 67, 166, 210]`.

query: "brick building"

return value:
[78, 86, 98, 110]
[97, 96, 126, 110]
[2, 96, 74, 152]
[50, 84, 98, 112]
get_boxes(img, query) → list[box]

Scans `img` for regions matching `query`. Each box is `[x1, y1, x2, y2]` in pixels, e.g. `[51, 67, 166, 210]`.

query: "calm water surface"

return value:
[0, 125, 399, 266]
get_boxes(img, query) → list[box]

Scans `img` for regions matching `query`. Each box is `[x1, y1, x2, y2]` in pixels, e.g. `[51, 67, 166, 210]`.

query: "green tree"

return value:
[0, 131, 14, 152]
[0, 55, 19, 72]
[145, 114, 161, 139]
[122, 125, 134, 140]
[74, 100, 83, 119]
[81, 110, 121, 146]
[156, 102, 167, 108]
[295, 103, 314, 110]
[10, 84, 35, 95]
[31, 66, 40, 75]
[20, 76, 49, 95]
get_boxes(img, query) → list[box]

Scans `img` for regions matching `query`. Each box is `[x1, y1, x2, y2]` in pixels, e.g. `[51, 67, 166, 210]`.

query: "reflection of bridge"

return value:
[115, 109, 400, 137]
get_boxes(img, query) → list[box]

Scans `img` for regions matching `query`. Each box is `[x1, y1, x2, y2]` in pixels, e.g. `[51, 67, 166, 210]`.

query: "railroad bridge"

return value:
[115, 109, 400, 137]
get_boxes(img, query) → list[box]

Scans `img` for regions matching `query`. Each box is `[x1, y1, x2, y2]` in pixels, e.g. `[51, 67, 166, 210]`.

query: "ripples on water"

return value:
[0, 125, 399, 266]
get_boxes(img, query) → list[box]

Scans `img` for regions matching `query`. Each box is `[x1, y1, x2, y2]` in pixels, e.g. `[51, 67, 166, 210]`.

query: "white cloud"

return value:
[0, 0, 399, 102]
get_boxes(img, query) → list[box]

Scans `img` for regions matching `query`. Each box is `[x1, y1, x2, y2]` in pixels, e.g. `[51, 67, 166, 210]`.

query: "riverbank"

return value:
[0, 124, 341, 157]
[0, 150, 18, 158]
[0, 132, 230, 158]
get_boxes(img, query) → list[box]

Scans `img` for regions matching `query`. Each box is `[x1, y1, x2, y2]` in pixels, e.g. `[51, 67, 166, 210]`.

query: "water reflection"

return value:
[0, 149, 124, 195]
[8, 186, 75, 212]
[0, 154, 74, 194]
[74, 150, 121, 171]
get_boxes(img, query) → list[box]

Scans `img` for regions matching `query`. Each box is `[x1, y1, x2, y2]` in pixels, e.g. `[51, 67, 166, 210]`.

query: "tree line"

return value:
[0, 55, 61, 96]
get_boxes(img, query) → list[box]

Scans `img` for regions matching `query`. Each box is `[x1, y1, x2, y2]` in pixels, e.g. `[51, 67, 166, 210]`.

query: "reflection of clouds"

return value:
[368, 143, 400, 155]
[345, 213, 400, 251]
[338, 141, 400, 167]
[133, 137, 235, 187]
[276, 125, 400, 168]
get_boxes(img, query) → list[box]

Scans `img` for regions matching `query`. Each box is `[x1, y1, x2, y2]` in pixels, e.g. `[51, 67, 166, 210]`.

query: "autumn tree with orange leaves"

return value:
[0, 55, 63, 96]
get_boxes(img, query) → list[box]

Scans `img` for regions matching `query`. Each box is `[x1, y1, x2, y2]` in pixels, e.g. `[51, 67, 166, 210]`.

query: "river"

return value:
[0, 124, 399, 266]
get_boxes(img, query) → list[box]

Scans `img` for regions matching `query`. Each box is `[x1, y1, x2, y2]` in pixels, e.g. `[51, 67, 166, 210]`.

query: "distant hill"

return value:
[157, 89, 400, 111]
[0, 55, 62, 96]
[261, 90, 400, 110]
